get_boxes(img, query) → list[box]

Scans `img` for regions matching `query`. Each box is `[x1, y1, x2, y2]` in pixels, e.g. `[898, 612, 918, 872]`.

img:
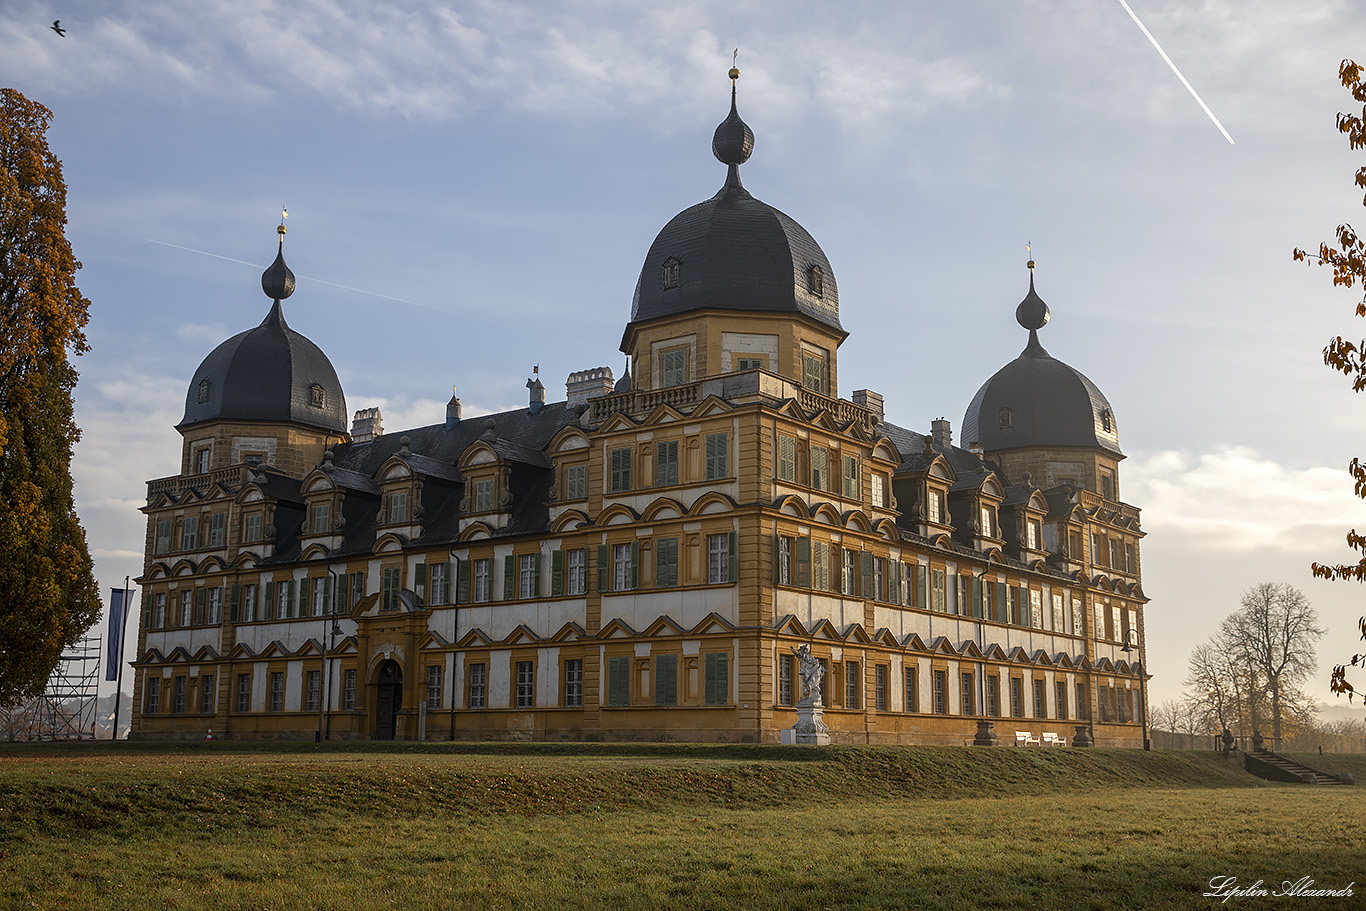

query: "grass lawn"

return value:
[1, 742, 1363, 910]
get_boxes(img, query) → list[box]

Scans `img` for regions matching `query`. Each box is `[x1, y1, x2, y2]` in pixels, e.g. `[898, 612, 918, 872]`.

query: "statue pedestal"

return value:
[793, 701, 830, 746]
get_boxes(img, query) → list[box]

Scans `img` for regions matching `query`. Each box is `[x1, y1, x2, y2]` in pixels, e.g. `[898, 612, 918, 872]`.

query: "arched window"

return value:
[310, 384, 326, 408]
[808, 265, 824, 298]
[998, 407, 1013, 429]
[1100, 409, 1113, 433]
[197, 378, 211, 404]
[662, 257, 681, 290]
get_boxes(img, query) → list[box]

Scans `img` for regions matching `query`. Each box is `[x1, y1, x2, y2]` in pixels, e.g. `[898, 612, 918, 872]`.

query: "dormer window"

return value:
[808, 265, 824, 298]
[980, 505, 996, 537]
[310, 384, 326, 408]
[1100, 408, 1113, 433]
[474, 478, 494, 512]
[197, 378, 211, 404]
[998, 407, 1013, 429]
[385, 491, 408, 524]
[662, 257, 681, 290]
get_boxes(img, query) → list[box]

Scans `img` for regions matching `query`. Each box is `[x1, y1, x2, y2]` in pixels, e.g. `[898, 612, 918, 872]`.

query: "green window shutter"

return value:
[727, 531, 737, 583]
[324, 575, 333, 614]
[656, 654, 678, 705]
[415, 563, 427, 606]
[860, 551, 873, 598]
[608, 655, 629, 706]
[705, 652, 729, 705]
[795, 537, 811, 588]
[1018, 585, 1029, 625]
[771, 535, 780, 585]
[287, 579, 296, 618]
[533, 553, 542, 598]
[143, 592, 153, 626]
[229, 584, 241, 623]
[996, 582, 1008, 623]
[915, 564, 927, 609]
[596, 544, 609, 594]
[193, 588, 205, 625]
[970, 576, 982, 619]
[503, 554, 515, 600]
[551, 550, 564, 597]
[630, 541, 640, 590]
[890, 560, 902, 605]
[457, 560, 470, 605]
[265, 581, 275, 619]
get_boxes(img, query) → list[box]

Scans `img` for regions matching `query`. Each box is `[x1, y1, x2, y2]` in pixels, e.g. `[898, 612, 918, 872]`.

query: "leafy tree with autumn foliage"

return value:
[0, 88, 100, 706]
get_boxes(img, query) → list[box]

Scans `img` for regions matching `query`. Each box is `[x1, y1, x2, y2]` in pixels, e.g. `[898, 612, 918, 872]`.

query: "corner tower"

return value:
[621, 67, 847, 397]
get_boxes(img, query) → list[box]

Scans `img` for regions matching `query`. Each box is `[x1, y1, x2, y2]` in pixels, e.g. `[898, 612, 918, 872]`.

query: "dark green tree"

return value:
[0, 88, 100, 706]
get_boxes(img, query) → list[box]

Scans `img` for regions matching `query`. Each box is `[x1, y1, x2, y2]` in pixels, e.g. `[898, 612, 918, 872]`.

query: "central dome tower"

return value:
[620, 68, 846, 396]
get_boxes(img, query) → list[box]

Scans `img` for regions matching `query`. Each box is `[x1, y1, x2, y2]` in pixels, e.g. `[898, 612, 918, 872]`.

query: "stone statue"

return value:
[791, 644, 825, 706]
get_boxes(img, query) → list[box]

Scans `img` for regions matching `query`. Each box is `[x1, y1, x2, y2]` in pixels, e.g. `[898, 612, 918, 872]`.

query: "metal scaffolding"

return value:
[0, 638, 102, 741]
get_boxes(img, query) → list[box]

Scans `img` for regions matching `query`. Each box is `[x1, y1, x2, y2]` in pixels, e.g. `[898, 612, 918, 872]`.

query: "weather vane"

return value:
[1026, 241, 1034, 272]
[278, 206, 288, 239]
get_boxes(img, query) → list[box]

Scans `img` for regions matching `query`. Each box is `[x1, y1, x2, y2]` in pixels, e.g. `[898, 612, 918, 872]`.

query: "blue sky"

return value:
[6, 0, 1366, 713]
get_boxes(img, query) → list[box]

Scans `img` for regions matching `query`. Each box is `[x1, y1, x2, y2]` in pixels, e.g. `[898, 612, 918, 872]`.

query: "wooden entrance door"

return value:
[375, 659, 402, 740]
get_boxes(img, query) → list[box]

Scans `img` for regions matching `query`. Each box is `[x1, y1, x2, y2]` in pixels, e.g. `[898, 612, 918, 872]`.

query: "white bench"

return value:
[1015, 731, 1041, 746]
[1042, 732, 1067, 747]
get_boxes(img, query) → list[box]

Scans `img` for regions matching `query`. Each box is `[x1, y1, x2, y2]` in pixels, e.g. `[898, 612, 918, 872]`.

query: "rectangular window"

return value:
[1034, 679, 1048, 719]
[987, 676, 1000, 717]
[429, 562, 450, 605]
[306, 670, 321, 712]
[310, 503, 329, 535]
[207, 587, 222, 624]
[236, 673, 250, 712]
[311, 577, 327, 617]
[200, 674, 215, 713]
[932, 670, 947, 715]
[980, 506, 995, 537]
[656, 537, 679, 588]
[736, 356, 763, 370]
[610, 448, 632, 492]
[1125, 543, 1137, 573]
[707, 534, 729, 584]
[270, 672, 284, 712]
[778, 654, 794, 706]
[513, 663, 535, 710]
[843, 550, 857, 597]
[927, 488, 942, 524]
[1056, 681, 1069, 720]
[777, 536, 792, 586]
[565, 464, 586, 500]
[564, 659, 583, 708]
[871, 474, 885, 508]
[705, 653, 729, 706]
[244, 514, 262, 544]
[473, 558, 491, 602]
[1072, 597, 1084, 638]
[811, 447, 828, 491]
[1010, 587, 1022, 625]
[194, 447, 211, 474]
[1027, 520, 1040, 549]
[209, 512, 226, 547]
[173, 676, 187, 714]
[519, 554, 537, 599]
[468, 663, 487, 709]
[566, 549, 586, 596]
[146, 677, 160, 714]
[656, 440, 679, 486]
[607, 655, 630, 706]
[613, 543, 633, 591]
[1076, 682, 1089, 720]
[1110, 539, 1122, 570]
[656, 654, 678, 706]
[660, 347, 688, 387]
[777, 435, 797, 482]
[1010, 678, 1023, 718]
[844, 661, 860, 709]
[843, 455, 858, 498]
[904, 667, 919, 713]
[475, 479, 494, 512]
[381, 566, 401, 611]
[154, 519, 172, 554]
[179, 591, 192, 627]
[1111, 604, 1122, 642]
[1030, 589, 1044, 629]
[802, 353, 826, 394]
[875, 665, 888, 711]
[388, 491, 408, 524]
[154, 593, 166, 628]
[704, 433, 728, 481]
[956, 576, 968, 617]
[181, 516, 199, 551]
[344, 669, 357, 710]
[813, 542, 829, 591]
[426, 665, 442, 709]
[1052, 593, 1065, 631]
[960, 672, 974, 715]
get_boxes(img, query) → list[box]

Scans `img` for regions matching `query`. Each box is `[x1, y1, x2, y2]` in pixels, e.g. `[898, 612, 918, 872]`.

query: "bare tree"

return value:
[1223, 583, 1324, 750]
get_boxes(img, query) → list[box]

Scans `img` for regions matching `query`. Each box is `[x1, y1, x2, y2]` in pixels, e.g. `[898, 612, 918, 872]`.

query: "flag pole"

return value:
[111, 575, 133, 742]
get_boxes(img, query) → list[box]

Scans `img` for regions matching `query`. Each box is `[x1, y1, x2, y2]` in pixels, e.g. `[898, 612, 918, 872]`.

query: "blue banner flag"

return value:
[106, 588, 133, 681]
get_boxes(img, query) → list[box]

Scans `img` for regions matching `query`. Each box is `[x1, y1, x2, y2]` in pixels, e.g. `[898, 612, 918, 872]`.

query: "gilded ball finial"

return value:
[729, 66, 740, 81]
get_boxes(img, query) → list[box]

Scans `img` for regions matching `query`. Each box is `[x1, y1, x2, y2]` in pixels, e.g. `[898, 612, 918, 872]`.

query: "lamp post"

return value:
[1122, 633, 1150, 750]
[319, 569, 342, 742]
[448, 552, 460, 741]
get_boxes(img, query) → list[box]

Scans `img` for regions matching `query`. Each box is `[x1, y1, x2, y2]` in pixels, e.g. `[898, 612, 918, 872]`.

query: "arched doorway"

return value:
[375, 659, 402, 740]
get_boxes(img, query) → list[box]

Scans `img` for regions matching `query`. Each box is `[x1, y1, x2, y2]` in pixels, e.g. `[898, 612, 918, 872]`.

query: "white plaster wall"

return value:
[458, 600, 588, 642]
[489, 649, 511, 707]
[251, 661, 267, 711]
[538, 646, 560, 707]
[285, 660, 303, 712]
[600, 588, 737, 631]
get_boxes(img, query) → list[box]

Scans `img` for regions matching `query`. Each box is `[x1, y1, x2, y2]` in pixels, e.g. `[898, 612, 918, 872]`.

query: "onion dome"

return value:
[962, 267, 1121, 456]
[179, 229, 346, 434]
[623, 67, 842, 348]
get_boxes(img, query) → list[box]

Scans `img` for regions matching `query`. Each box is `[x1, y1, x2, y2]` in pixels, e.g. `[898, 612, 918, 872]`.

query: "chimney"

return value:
[931, 418, 952, 450]
[852, 389, 884, 422]
[527, 368, 546, 415]
[445, 385, 462, 428]
[968, 440, 984, 458]
[565, 367, 615, 406]
[351, 407, 383, 443]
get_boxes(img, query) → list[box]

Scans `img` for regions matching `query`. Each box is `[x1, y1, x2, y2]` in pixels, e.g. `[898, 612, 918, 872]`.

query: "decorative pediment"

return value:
[689, 612, 737, 636]
[871, 439, 899, 464]
[981, 474, 1005, 499]
[332, 636, 359, 655]
[643, 615, 687, 638]
[238, 486, 266, 504]
[550, 511, 590, 533]
[689, 491, 737, 516]
[548, 621, 588, 642]
[228, 642, 257, 659]
[136, 647, 167, 665]
[901, 632, 929, 652]
[771, 614, 810, 638]
[198, 556, 227, 573]
[929, 460, 955, 482]
[841, 623, 873, 644]
[773, 494, 809, 518]
[1028, 492, 1049, 512]
[303, 473, 335, 494]
[171, 559, 197, 577]
[257, 640, 291, 659]
[928, 533, 953, 549]
[378, 459, 413, 480]
[929, 636, 958, 655]
[455, 628, 494, 648]
[459, 522, 494, 541]
[810, 503, 842, 526]
[549, 427, 590, 453]
[642, 403, 687, 425]
[500, 624, 543, 646]
[957, 640, 984, 659]
[147, 562, 171, 579]
[296, 638, 325, 658]
[1094, 656, 1116, 672]
[1007, 646, 1032, 664]
[808, 619, 843, 641]
[1053, 652, 1076, 669]
[689, 395, 733, 418]
[1031, 649, 1054, 666]
[165, 646, 192, 663]
[599, 618, 640, 639]
[982, 643, 1009, 661]
[598, 503, 639, 526]
[597, 412, 639, 434]
[373, 533, 409, 554]
[870, 627, 900, 648]
[982, 546, 1004, 562]
[772, 399, 808, 421]
[842, 509, 872, 533]
[641, 498, 685, 522]
[457, 442, 499, 470]
[301, 543, 331, 562]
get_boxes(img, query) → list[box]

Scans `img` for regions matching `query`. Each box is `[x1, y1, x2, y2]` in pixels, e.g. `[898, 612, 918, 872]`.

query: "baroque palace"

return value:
[131, 71, 1149, 745]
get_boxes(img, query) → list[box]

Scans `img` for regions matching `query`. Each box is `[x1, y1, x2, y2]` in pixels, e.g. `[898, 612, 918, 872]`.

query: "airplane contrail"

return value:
[1117, 0, 1234, 145]
[146, 238, 436, 309]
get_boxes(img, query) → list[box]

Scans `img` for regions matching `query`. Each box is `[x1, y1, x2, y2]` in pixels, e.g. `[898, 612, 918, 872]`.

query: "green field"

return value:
[1, 742, 1363, 910]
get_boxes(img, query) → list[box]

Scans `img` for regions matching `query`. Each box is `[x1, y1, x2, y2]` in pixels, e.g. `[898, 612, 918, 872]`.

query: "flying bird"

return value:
[51, 20, 65, 37]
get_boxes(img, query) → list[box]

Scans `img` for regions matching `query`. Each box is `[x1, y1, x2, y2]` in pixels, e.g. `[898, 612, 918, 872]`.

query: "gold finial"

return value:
[278, 206, 288, 238]
[533, 364, 539, 375]
[730, 48, 739, 83]
[1026, 241, 1034, 272]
